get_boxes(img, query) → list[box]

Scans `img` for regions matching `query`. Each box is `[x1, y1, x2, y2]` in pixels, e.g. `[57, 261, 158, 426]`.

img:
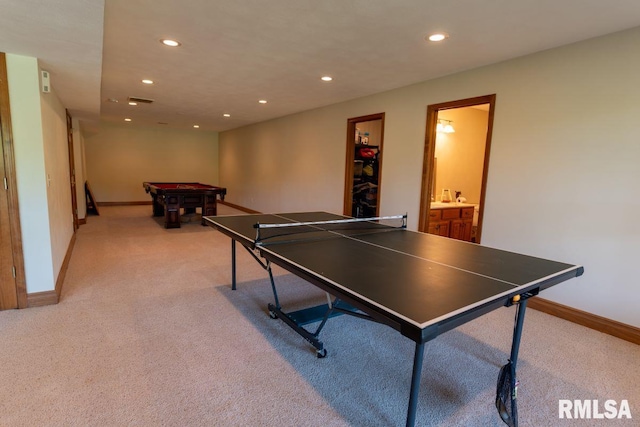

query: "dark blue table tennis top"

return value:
[206, 212, 583, 341]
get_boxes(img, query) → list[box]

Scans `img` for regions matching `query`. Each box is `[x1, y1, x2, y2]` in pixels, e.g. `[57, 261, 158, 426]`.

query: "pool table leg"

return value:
[151, 194, 164, 217]
[164, 195, 181, 228]
[201, 195, 218, 225]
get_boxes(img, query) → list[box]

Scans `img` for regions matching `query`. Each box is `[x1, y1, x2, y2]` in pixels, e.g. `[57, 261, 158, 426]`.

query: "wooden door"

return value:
[0, 52, 27, 309]
[0, 117, 17, 309]
[0, 54, 17, 309]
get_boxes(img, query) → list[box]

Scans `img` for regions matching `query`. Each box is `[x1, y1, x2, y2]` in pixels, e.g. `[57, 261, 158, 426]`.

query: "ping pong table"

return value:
[204, 212, 583, 426]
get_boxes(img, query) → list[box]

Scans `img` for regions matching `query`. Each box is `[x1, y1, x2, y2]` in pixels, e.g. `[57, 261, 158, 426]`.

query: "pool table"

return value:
[143, 182, 227, 229]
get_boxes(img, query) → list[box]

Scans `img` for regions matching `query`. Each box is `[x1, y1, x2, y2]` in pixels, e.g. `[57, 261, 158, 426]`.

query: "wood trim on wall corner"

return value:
[528, 297, 640, 345]
[97, 201, 152, 206]
[26, 290, 58, 307]
[26, 233, 76, 308]
[218, 200, 261, 214]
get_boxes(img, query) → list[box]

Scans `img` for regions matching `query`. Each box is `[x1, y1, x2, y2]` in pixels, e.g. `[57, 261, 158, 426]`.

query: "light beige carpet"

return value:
[0, 205, 638, 426]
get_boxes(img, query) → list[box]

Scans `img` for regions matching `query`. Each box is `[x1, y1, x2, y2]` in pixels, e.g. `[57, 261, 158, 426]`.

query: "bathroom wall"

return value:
[435, 106, 488, 204]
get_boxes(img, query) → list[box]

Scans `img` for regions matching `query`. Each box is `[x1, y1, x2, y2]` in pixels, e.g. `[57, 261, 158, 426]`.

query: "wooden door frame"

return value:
[0, 52, 28, 308]
[418, 94, 496, 243]
[343, 112, 385, 216]
[66, 110, 78, 230]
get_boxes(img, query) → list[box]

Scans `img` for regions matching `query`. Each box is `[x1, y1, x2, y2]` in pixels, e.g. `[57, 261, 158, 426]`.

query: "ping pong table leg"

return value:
[502, 298, 528, 427]
[231, 239, 236, 290]
[406, 341, 425, 427]
[266, 261, 281, 310]
[510, 299, 528, 370]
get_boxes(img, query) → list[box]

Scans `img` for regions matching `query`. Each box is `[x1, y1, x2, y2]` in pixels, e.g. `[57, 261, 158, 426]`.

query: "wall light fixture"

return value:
[437, 119, 455, 133]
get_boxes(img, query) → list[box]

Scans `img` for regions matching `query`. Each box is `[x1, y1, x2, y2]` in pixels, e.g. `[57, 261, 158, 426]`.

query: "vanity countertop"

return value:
[430, 202, 476, 209]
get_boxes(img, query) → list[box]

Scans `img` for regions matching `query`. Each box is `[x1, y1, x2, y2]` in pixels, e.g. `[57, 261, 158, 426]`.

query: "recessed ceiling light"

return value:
[223, 113, 231, 118]
[321, 76, 333, 82]
[193, 125, 200, 128]
[142, 79, 154, 85]
[128, 101, 137, 106]
[258, 99, 267, 104]
[124, 118, 132, 122]
[161, 39, 181, 47]
[427, 33, 448, 42]
[107, 98, 119, 103]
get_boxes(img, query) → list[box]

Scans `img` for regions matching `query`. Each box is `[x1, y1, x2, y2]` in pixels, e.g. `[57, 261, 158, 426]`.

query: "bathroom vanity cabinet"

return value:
[427, 204, 474, 241]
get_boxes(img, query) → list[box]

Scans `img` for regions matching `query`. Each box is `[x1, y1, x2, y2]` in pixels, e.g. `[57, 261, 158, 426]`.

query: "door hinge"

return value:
[12, 266, 16, 278]
[3, 177, 7, 190]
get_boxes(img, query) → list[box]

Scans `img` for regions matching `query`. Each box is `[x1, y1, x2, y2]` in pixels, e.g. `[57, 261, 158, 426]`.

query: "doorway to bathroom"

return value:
[418, 95, 496, 243]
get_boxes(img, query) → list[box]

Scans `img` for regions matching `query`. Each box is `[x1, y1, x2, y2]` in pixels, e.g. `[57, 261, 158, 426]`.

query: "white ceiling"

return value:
[1, 0, 640, 132]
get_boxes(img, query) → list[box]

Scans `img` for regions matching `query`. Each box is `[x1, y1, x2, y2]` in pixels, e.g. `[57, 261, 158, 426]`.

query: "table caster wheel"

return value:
[269, 310, 278, 319]
[316, 348, 327, 358]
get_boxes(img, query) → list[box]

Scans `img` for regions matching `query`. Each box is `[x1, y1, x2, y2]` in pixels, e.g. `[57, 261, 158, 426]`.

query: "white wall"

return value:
[219, 109, 347, 211]
[84, 123, 220, 202]
[6, 54, 55, 293]
[219, 27, 640, 327]
[39, 67, 74, 280]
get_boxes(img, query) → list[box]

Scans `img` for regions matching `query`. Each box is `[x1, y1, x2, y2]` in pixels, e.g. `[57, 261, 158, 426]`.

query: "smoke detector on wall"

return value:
[41, 70, 51, 93]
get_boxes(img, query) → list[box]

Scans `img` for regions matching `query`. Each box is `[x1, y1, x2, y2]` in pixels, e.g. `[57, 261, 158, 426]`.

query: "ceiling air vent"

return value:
[128, 96, 154, 104]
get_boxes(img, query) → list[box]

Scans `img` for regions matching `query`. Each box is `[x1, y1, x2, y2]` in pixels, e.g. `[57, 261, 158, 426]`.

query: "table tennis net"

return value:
[253, 214, 407, 245]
